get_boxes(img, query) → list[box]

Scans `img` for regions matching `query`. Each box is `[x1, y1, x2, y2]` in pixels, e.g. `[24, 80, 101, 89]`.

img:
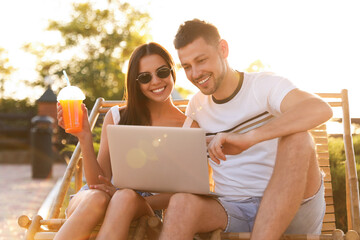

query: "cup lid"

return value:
[57, 86, 85, 100]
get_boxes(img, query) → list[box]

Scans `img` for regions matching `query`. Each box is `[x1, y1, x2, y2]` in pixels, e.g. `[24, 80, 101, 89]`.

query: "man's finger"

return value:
[214, 144, 226, 161]
[206, 135, 214, 144]
[208, 151, 220, 164]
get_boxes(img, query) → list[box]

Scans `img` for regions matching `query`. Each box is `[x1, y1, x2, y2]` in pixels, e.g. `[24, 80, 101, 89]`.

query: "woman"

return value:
[55, 42, 198, 240]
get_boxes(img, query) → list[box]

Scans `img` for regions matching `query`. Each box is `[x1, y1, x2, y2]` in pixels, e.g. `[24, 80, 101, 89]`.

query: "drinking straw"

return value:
[63, 70, 71, 86]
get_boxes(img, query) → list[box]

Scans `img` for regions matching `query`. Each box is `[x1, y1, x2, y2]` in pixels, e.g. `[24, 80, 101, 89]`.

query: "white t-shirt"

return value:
[185, 72, 296, 201]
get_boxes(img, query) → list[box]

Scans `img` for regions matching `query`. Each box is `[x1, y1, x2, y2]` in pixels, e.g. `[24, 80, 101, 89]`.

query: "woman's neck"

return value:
[147, 98, 184, 126]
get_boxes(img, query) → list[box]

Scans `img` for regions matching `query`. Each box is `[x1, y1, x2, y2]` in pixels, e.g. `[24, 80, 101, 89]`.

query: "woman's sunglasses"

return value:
[136, 66, 172, 84]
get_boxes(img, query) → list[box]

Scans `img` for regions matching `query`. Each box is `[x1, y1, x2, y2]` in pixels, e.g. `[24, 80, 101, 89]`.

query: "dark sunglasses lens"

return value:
[137, 73, 152, 84]
[156, 68, 171, 78]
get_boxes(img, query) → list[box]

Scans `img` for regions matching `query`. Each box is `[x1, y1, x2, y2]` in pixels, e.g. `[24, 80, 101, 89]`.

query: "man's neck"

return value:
[212, 69, 242, 102]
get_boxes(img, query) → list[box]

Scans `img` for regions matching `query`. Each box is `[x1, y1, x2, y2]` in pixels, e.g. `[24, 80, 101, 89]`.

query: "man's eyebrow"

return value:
[194, 53, 206, 60]
[181, 53, 207, 67]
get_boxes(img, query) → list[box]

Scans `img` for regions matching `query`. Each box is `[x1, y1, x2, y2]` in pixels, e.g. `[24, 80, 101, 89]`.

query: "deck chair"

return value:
[18, 89, 360, 240]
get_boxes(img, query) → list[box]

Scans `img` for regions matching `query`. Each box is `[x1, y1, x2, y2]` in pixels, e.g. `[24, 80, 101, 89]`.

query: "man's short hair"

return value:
[174, 19, 221, 49]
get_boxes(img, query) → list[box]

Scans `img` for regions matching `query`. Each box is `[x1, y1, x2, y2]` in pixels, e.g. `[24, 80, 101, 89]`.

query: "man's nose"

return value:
[192, 66, 202, 80]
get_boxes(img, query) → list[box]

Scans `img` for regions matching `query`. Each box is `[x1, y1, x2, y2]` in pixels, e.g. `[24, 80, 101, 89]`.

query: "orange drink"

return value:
[59, 99, 83, 133]
[57, 86, 85, 133]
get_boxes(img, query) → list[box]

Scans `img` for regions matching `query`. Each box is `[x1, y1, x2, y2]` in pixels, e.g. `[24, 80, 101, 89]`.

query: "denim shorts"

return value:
[217, 179, 325, 233]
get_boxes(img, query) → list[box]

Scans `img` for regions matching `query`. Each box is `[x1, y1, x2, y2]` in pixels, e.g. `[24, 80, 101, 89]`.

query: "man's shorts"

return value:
[217, 179, 326, 233]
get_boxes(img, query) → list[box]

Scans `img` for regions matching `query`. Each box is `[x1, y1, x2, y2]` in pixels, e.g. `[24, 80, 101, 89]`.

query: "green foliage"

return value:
[244, 59, 270, 73]
[61, 125, 101, 156]
[0, 48, 15, 99]
[328, 135, 360, 232]
[24, 1, 152, 108]
[175, 86, 194, 99]
[0, 98, 36, 113]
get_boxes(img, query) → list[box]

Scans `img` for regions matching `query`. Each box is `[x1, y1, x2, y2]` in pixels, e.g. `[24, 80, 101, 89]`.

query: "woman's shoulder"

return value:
[104, 105, 126, 125]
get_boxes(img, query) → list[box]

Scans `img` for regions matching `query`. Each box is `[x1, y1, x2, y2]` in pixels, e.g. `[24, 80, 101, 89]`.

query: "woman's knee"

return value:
[112, 188, 140, 205]
[86, 189, 111, 207]
[110, 189, 153, 218]
[67, 189, 110, 217]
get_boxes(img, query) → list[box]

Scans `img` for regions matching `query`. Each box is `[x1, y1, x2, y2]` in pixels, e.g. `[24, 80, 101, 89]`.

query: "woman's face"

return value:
[137, 54, 174, 103]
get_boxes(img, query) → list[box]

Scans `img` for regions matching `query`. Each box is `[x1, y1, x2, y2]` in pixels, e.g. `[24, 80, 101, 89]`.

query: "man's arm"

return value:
[250, 89, 333, 144]
[207, 89, 333, 162]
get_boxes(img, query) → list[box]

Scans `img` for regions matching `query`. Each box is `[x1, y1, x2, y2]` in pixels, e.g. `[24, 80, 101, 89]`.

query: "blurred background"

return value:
[0, 0, 359, 234]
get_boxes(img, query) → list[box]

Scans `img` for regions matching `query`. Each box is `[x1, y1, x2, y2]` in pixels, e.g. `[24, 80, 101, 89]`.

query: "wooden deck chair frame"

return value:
[19, 89, 360, 240]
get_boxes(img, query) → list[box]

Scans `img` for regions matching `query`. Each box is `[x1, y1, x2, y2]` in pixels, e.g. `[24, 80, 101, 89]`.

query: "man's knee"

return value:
[167, 193, 200, 215]
[280, 131, 315, 154]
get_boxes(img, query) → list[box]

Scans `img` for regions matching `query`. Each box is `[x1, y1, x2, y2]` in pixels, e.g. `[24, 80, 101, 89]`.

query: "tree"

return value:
[24, 1, 152, 107]
[245, 59, 270, 73]
[0, 48, 15, 99]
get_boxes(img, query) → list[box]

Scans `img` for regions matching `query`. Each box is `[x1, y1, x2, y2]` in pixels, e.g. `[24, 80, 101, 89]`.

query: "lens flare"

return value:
[126, 148, 147, 168]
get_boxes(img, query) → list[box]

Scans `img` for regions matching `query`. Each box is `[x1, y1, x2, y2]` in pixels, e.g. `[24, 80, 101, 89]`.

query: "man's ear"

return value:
[217, 39, 229, 58]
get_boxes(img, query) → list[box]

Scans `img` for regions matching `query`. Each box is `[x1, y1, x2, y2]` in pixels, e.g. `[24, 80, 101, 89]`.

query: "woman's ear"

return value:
[217, 39, 229, 58]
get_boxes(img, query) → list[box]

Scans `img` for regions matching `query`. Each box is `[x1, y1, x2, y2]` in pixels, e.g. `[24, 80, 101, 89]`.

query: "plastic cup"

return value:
[57, 86, 86, 133]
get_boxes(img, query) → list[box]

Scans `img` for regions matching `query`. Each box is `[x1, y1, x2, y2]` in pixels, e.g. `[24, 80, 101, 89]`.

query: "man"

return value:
[159, 19, 333, 240]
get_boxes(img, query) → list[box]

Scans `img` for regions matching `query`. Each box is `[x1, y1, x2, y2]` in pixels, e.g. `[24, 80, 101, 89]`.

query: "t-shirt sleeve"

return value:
[253, 73, 297, 116]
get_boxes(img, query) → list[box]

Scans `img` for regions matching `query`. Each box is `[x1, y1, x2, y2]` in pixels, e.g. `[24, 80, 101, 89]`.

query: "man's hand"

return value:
[206, 132, 255, 164]
[89, 175, 118, 197]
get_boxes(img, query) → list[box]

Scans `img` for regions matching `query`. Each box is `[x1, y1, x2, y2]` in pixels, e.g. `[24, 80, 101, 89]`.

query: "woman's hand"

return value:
[89, 175, 118, 197]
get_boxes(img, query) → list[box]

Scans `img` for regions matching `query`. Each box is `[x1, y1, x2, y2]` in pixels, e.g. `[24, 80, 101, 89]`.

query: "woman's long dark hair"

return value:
[120, 42, 176, 126]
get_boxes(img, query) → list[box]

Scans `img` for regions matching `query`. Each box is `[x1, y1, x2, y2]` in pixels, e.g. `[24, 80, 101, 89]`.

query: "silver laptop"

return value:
[107, 125, 219, 196]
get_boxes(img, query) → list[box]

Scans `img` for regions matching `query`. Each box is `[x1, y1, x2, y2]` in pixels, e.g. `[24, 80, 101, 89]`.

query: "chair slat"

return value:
[314, 138, 329, 145]
[316, 145, 329, 152]
[325, 196, 334, 205]
[323, 213, 336, 222]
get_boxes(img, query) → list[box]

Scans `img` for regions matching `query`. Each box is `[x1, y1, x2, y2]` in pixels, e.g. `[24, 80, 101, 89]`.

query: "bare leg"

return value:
[96, 189, 155, 240]
[251, 132, 321, 240]
[54, 189, 111, 240]
[160, 193, 227, 240]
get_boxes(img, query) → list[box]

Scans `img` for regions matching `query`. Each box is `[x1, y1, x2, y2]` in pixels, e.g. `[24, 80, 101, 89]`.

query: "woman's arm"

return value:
[82, 109, 115, 184]
[57, 103, 114, 185]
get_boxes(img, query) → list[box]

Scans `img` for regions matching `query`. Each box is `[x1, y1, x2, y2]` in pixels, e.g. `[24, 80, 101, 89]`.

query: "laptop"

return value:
[107, 125, 220, 196]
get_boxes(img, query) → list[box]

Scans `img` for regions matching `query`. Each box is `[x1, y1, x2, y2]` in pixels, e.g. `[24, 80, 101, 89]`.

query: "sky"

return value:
[0, 0, 359, 117]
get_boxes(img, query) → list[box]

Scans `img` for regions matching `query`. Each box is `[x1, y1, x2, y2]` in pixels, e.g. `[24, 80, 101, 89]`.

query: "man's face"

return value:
[177, 37, 226, 96]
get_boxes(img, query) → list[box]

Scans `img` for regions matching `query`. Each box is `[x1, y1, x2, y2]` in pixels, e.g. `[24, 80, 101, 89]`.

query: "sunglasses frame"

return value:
[136, 66, 172, 84]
